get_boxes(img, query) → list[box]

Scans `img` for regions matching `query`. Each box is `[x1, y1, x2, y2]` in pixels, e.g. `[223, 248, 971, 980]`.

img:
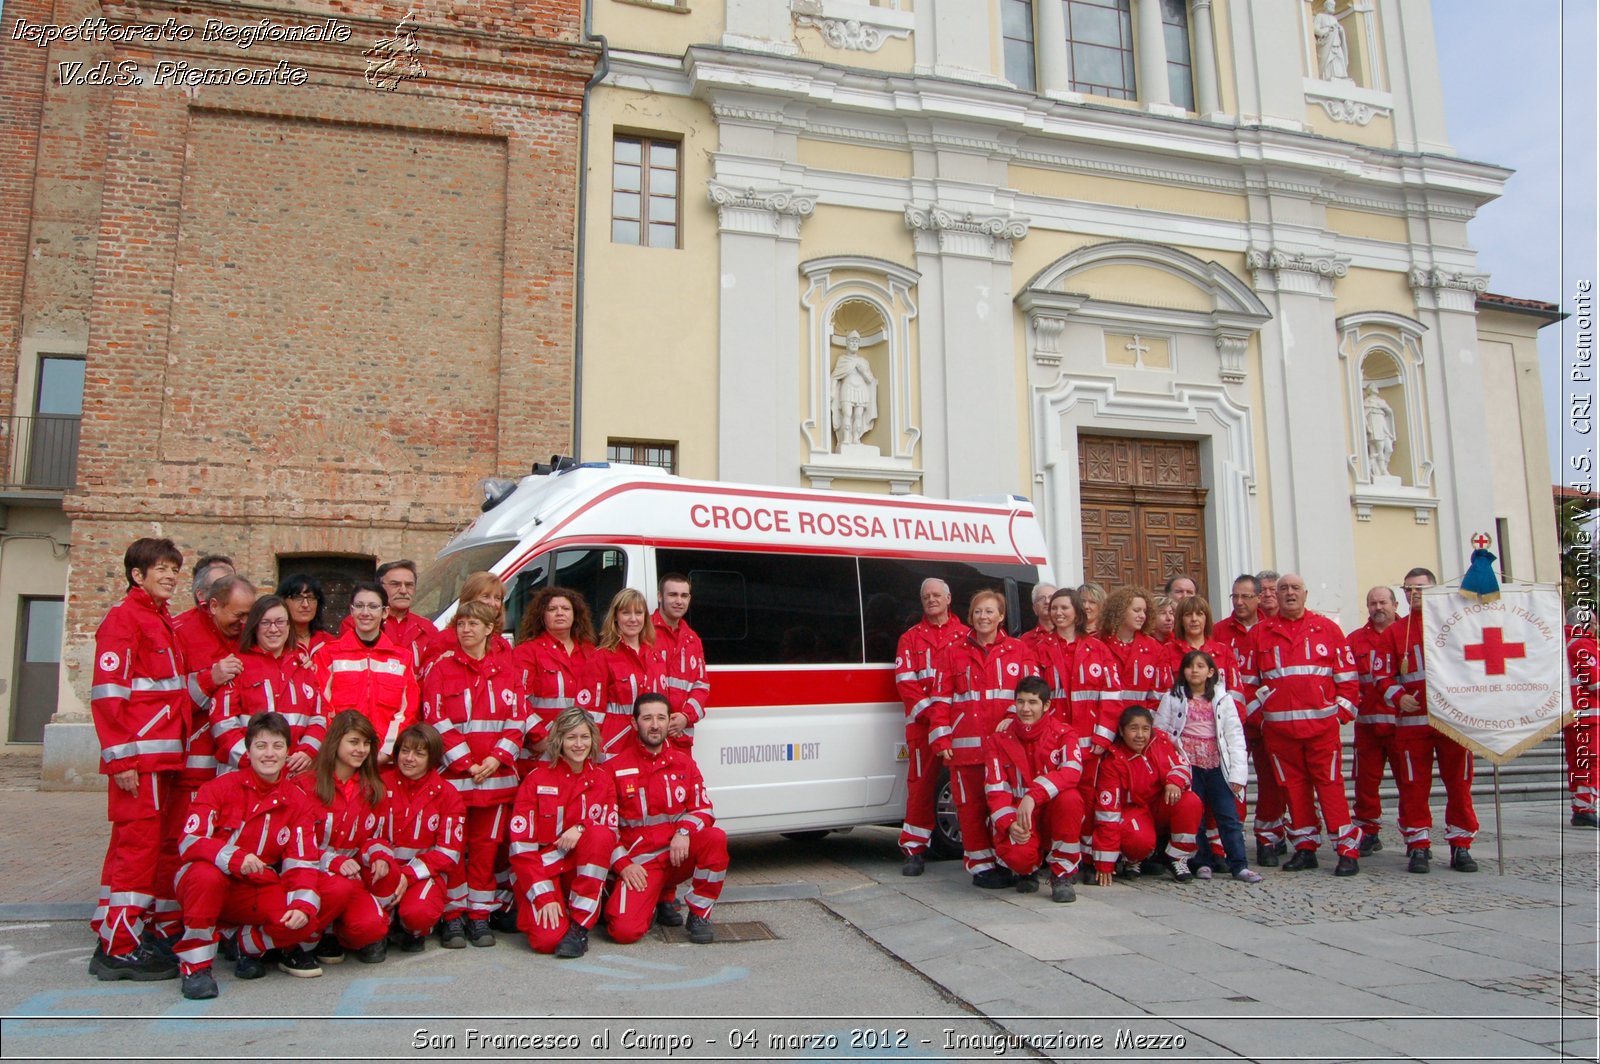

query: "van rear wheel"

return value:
[930, 766, 962, 860]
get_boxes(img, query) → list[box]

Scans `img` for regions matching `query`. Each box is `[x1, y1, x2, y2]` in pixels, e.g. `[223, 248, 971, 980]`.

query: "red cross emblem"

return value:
[1463, 627, 1526, 676]
[1471, 532, 1492, 550]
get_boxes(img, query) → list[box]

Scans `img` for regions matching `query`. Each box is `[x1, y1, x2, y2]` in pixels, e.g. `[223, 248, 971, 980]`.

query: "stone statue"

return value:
[1362, 380, 1396, 480]
[829, 330, 880, 448]
[1313, 0, 1351, 81]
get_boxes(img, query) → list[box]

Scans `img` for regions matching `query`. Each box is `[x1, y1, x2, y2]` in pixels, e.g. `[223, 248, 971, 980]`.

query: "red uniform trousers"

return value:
[897, 718, 939, 856]
[1076, 748, 1104, 853]
[993, 790, 1086, 879]
[393, 875, 448, 936]
[314, 871, 389, 950]
[93, 772, 175, 955]
[173, 863, 318, 973]
[1263, 727, 1359, 857]
[1566, 719, 1599, 816]
[516, 827, 616, 953]
[1116, 792, 1204, 864]
[1392, 732, 1478, 851]
[1246, 729, 1286, 849]
[950, 764, 997, 875]
[447, 804, 510, 920]
[1352, 725, 1398, 840]
[605, 826, 729, 945]
[150, 783, 204, 938]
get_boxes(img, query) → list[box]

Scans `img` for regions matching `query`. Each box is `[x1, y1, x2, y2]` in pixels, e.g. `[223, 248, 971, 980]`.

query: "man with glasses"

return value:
[1247, 573, 1362, 876]
[1215, 574, 1285, 866]
[378, 560, 437, 671]
[1381, 567, 1479, 873]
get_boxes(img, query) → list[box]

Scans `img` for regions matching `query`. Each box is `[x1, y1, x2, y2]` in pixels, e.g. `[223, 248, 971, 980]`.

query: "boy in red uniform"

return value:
[983, 676, 1084, 902]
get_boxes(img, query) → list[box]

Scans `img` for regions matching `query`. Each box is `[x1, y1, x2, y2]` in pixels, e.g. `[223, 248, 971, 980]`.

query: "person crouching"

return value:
[508, 706, 618, 958]
[379, 723, 466, 953]
[1092, 706, 1204, 885]
[982, 676, 1086, 903]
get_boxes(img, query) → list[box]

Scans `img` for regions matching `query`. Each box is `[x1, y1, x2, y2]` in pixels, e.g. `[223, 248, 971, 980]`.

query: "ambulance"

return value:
[411, 460, 1053, 857]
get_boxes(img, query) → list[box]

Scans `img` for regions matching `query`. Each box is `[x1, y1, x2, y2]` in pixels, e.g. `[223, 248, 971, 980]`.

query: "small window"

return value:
[607, 439, 678, 474]
[1066, 0, 1136, 100]
[1002, 0, 1037, 91]
[1160, 0, 1194, 110]
[612, 135, 680, 249]
[655, 549, 864, 665]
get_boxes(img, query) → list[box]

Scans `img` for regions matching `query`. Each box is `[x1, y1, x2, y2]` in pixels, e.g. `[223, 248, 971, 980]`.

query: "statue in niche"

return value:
[1362, 380, 1397, 480]
[829, 329, 881, 449]
[1313, 0, 1351, 82]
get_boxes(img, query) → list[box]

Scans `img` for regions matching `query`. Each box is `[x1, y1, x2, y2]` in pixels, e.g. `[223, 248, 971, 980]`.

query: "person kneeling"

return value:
[605, 693, 729, 945]
[983, 677, 1086, 903]
[508, 707, 617, 958]
[380, 723, 466, 952]
[174, 711, 324, 999]
[1092, 707, 1204, 885]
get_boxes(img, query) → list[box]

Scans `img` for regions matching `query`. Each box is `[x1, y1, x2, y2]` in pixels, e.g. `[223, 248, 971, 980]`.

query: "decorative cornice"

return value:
[1408, 268, 1489, 294]
[1246, 247, 1350, 279]
[792, 14, 909, 53]
[707, 180, 817, 238]
[904, 204, 1029, 240]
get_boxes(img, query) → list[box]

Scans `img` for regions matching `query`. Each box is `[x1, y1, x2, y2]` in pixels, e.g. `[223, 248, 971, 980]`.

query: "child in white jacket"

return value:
[1155, 650, 1261, 883]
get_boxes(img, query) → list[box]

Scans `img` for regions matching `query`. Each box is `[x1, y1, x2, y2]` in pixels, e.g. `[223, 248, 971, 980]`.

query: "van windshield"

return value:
[411, 540, 518, 623]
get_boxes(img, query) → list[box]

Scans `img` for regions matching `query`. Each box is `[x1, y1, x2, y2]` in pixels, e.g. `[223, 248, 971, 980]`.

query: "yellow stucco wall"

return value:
[581, 88, 721, 478]
[1325, 206, 1409, 244]
[592, 0, 725, 56]
[1353, 507, 1440, 603]
[793, 24, 914, 74]
[798, 204, 917, 268]
[1334, 267, 1415, 318]
[1009, 166, 1250, 222]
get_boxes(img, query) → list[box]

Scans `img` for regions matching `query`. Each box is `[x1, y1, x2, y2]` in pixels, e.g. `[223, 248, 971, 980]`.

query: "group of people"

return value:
[87, 539, 727, 1001]
[895, 568, 1600, 901]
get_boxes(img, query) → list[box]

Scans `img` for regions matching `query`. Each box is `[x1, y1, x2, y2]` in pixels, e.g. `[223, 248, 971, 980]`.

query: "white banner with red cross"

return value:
[1421, 583, 1573, 764]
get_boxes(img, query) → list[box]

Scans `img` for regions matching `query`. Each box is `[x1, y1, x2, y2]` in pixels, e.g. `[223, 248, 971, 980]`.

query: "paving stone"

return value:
[1328, 1017, 1552, 1058]
[867, 914, 996, 963]
[1371, 977, 1567, 1016]
[1204, 966, 1411, 1014]
[981, 921, 1134, 962]
[1065, 952, 1234, 1003]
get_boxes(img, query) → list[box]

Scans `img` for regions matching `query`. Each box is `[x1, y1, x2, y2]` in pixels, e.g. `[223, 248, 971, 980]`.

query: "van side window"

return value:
[504, 547, 627, 638]
[858, 557, 1041, 646]
[655, 549, 863, 666]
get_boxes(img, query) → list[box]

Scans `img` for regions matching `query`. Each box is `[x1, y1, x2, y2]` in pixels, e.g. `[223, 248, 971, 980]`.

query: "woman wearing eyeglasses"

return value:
[212, 596, 327, 777]
[312, 582, 419, 766]
[276, 575, 333, 656]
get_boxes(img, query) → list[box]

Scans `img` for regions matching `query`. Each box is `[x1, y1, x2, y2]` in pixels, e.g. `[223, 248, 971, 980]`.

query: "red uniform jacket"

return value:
[1069, 636, 1126, 755]
[894, 616, 971, 725]
[1091, 730, 1192, 873]
[294, 774, 395, 875]
[1377, 612, 1433, 736]
[179, 767, 324, 917]
[91, 588, 217, 776]
[598, 642, 667, 758]
[383, 611, 439, 672]
[1166, 637, 1243, 697]
[212, 646, 326, 771]
[1212, 615, 1263, 732]
[651, 611, 711, 747]
[927, 633, 1039, 766]
[172, 607, 238, 784]
[514, 634, 604, 747]
[314, 629, 419, 757]
[508, 759, 618, 907]
[1247, 611, 1359, 738]
[1569, 626, 1599, 723]
[1101, 632, 1172, 715]
[420, 648, 526, 806]
[379, 766, 466, 886]
[1347, 621, 1398, 735]
[982, 714, 1083, 835]
[605, 738, 716, 870]
[419, 627, 512, 673]
[1029, 630, 1075, 705]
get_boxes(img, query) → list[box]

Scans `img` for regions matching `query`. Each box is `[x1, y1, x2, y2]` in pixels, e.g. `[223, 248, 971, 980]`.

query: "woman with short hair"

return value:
[276, 574, 332, 655]
[313, 582, 418, 765]
[213, 596, 326, 777]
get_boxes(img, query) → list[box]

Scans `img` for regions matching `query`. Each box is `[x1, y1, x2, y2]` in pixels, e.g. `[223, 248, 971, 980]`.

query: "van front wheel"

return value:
[930, 766, 963, 860]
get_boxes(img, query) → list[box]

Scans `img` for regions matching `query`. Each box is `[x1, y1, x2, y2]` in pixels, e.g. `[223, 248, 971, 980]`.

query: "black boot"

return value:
[1281, 849, 1318, 871]
[88, 943, 178, 982]
[439, 917, 467, 949]
[1014, 871, 1040, 893]
[1359, 833, 1382, 855]
[1572, 811, 1600, 828]
[1255, 842, 1279, 868]
[654, 900, 685, 927]
[180, 968, 219, 999]
[554, 924, 589, 959]
[1333, 855, 1359, 877]
[1050, 875, 1076, 903]
[901, 853, 925, 877]
[1450, 847, 1478, 873]
[1407, 847, 1432, 874]
[971, 868, 1015, 889]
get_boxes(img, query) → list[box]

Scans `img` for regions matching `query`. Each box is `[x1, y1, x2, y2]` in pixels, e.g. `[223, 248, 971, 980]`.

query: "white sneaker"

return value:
[1233, 868, 1264, 884]
[1195, 865, 1213, 880]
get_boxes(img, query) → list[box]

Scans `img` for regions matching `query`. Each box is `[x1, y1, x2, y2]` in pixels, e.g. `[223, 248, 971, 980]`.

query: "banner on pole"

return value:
[1422, 583, 1573, 765]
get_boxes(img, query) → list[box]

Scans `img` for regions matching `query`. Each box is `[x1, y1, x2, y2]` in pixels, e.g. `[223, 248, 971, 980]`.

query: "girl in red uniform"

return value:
[509, 706, 618, 958]
[596, 588, 666, 762]
[297, 711, 394, 964]
[514, 587, 604, 772]
[173, 711, 325, 998]
[422, 600, 525, 947]
[314, 582, 418, 766]
[213, 596, 326, 777]
[380, 723, 466, 953]
[1100, 587, 1172, 714]
[1091, 706, 1204, 885]
[927, 589, 1038, 888]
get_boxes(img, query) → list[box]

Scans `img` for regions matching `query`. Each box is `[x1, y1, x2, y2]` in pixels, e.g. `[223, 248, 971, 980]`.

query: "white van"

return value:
[411, 461, 1053, 856]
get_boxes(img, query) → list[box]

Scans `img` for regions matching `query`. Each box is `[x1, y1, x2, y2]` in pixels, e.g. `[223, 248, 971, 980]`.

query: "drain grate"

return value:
[651, 920, 777, 943]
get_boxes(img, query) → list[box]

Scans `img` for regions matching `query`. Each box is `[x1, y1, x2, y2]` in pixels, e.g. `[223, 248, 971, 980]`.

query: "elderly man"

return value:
[1347, 586, 1399, 855]
[377, 559, 437, 670]
[1022, 583, 1057, 649]
[1214, 573, 1283, 865]
[1163, 575, 1197, 601]
[1256, 569, 1280, 619]
[1247, 573, 1361, 876]
[893, 578, 970, 875]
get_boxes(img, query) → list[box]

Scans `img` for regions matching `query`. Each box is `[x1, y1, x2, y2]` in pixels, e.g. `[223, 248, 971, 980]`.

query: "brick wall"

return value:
[3, 0, 598, 716]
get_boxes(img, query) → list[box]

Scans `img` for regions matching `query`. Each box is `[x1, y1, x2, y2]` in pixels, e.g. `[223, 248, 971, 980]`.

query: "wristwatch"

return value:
[675, 827, 690, 837]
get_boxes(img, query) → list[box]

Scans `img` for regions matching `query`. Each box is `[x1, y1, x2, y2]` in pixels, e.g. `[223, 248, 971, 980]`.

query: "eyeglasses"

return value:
[1402, 585, 1428, 592]
[1230, 593, 1258, 600]
[286, 591, 317, 602]
[258, 619, 290, 629]
[350, 602, 385, 613]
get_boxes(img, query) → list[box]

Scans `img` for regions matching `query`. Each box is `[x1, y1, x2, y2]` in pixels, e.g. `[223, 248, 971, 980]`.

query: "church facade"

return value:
[576, 0, 1560, 616]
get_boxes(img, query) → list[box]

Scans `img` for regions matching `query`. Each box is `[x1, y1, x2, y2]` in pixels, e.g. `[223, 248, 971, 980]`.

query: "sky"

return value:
[1432, 0, 1597, 488]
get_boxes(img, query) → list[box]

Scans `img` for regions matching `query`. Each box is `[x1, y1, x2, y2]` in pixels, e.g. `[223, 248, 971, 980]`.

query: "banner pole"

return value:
[1493, 762, 1505, 876]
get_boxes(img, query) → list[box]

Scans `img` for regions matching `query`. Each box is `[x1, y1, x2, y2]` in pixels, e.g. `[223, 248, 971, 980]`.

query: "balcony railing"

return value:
[1, 414, 80, 494]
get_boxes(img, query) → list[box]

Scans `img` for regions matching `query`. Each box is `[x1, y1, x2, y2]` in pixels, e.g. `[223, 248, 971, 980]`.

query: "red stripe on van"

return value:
[707, 666, 899, 708]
